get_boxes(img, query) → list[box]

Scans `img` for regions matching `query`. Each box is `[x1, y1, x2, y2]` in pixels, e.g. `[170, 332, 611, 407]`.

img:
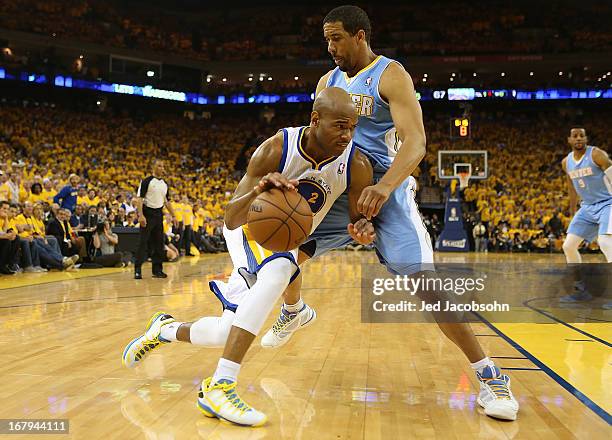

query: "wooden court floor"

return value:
[0, 252, 610, 439]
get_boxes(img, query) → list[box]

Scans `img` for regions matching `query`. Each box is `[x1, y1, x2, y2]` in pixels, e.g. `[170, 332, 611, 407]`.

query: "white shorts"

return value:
[209, 225, 299, 312]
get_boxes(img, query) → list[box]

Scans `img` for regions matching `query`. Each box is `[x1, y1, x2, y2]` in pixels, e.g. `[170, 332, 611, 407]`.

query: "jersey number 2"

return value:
[308, 193, 319, 204]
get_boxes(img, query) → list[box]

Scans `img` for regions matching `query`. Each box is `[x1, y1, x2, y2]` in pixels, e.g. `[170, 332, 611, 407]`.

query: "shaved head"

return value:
[308, 87, 358, 158]
[313, 87, 356, 119]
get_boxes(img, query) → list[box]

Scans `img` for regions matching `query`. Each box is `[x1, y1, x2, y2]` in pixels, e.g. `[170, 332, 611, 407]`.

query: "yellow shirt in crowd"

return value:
[171, 201, 183, 223]
[182, 203, 194, 226]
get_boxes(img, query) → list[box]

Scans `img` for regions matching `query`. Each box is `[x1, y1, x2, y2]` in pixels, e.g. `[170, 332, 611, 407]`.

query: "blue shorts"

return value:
[305, 175, 434, 275]
[567, 201, 612, 242]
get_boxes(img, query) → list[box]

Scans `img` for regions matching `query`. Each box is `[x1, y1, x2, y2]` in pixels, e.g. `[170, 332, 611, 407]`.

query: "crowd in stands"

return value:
[1, 1, 610, 64]
[0, 98, 295, 276]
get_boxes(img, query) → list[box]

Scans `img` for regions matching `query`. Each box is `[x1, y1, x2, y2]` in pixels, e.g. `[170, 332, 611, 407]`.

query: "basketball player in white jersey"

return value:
[561, 127, 612, 302]
[260, 5, 518, 421]
[122, 87, 376, 426]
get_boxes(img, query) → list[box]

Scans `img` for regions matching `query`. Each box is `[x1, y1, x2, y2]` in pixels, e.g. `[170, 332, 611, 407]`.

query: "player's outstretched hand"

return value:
[348, 218, 376, 245]
[254, 172, 299, 195]
[358, 182, 392, 219]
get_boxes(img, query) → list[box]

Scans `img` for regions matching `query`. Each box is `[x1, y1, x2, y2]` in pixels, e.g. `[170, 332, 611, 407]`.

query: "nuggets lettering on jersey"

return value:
[566, 146, 612, 205]
[279, 126, 355, 231]
[327, 55, 400, 173]
[350, 93, 374, 117]
[568, 167, 594, 179]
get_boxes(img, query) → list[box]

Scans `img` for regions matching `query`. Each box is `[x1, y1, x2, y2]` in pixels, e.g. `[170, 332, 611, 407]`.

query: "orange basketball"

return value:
[247, 188, 313, 252]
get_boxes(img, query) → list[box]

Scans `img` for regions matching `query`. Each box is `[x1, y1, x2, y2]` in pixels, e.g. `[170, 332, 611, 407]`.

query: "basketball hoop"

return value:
[458, 171, 470, 189]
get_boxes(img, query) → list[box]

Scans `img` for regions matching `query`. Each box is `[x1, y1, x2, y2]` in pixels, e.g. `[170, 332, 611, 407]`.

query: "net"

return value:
[458, 171, 471, 189]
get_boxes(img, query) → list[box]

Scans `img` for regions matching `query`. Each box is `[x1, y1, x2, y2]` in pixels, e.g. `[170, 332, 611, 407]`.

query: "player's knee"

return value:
[265, 258, 295, 289]
[562, 238, 578, 253]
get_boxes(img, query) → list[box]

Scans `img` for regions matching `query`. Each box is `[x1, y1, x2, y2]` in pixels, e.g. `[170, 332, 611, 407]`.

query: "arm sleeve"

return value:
[53, 186, 67, 203]
[138, 177, 153, 198]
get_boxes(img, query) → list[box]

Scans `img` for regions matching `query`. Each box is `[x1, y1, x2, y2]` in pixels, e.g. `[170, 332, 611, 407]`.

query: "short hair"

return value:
[324, 5, 371, 44]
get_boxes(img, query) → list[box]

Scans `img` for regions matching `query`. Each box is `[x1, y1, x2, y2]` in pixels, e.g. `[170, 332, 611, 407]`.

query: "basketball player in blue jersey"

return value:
[122, 87, 376, 426]
[261, 5, 519, 421]
[561, 127, 612, 301]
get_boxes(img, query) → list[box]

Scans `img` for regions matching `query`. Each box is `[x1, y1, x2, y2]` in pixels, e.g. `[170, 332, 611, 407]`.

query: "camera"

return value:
[96, 222, 106, 233]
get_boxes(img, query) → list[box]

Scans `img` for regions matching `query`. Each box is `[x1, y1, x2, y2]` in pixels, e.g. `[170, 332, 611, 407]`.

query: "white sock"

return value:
[159, 321, 182, 342]
[470, 357, 495, 374]
[212, 357, 241, 383]
[189, 311, 235, 347]
[284, 298, 304, 313]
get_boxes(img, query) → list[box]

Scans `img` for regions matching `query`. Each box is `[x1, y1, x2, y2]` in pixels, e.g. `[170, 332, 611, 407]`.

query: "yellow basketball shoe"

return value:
[197, 377, 267, 427]
[122, 311, 175, 368]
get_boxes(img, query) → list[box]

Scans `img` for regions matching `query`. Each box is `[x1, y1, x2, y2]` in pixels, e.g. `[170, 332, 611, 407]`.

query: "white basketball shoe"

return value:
[260, 303, 316, 348]
[477, 366, 519, 420]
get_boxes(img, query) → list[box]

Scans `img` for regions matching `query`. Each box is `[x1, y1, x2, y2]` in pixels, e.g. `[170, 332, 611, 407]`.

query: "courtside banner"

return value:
[361, 263, 611, 323]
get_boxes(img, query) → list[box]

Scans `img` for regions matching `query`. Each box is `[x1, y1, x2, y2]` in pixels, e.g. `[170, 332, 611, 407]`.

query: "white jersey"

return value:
[212, 126, 356, 310]
[279, 126, 355, 232]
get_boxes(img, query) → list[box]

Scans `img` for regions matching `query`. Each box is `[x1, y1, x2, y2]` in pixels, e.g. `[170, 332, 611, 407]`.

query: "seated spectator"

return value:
[81, 206, 98, 229]
[12, 202, 46, 272]
[86, 189, 100, 207]
[96, 204, 107, 221]
[31, 203, 76, 270]
[40, 179, 56, 205]
[46, 208, 87, 261]
[92, 220, 131, 267]
[29, 182, 46, 204]
[125, 211, 139, 227]
[71, 204, 85, 228]
[0, 201, 20, 274]
[114, 207, 127, 227]
[76, 186, 88, 206]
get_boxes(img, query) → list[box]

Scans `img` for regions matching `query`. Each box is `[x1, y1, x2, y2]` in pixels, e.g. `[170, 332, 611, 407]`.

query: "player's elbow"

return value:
[399, 129, 426, 161]
[224, 210, 241, 230]
[412, 137, 426, 162]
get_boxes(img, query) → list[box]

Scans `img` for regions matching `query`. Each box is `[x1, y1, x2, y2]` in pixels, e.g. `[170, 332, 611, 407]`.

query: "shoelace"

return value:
[272, 310, 296, 333]
[134, 340, 159, 361]
[483, 378, 511, 400]
[213, 381, 251, 412]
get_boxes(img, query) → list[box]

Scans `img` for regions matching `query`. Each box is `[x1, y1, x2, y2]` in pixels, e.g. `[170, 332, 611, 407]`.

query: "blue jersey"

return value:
[327, 55, 400, 174]
[566, 146, 612, 205]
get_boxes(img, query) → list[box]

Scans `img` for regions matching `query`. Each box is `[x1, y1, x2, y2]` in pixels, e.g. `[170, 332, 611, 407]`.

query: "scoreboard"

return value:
[450, 117, 471, 139]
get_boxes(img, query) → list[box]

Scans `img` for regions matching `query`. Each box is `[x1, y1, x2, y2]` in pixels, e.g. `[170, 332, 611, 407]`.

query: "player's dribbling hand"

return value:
[358, 182, 393, 220]
[254, 172, 299, 195]
[348, 218, 376, 245]
[138, 215, 147, 227]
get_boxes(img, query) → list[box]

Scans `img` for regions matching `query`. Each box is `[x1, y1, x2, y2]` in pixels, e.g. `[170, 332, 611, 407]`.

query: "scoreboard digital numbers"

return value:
[450, 117, 471, 139]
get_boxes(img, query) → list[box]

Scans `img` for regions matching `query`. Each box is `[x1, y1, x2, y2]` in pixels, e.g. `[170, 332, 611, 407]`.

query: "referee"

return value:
[134, 159, 176, 279]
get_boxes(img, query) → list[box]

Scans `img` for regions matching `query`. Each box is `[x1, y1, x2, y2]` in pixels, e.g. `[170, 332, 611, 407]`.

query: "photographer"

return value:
[92, 221, 130, 267]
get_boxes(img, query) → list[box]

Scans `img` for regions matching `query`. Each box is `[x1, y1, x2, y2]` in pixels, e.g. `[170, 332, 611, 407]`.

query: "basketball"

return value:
[247, 188, 313, 252]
